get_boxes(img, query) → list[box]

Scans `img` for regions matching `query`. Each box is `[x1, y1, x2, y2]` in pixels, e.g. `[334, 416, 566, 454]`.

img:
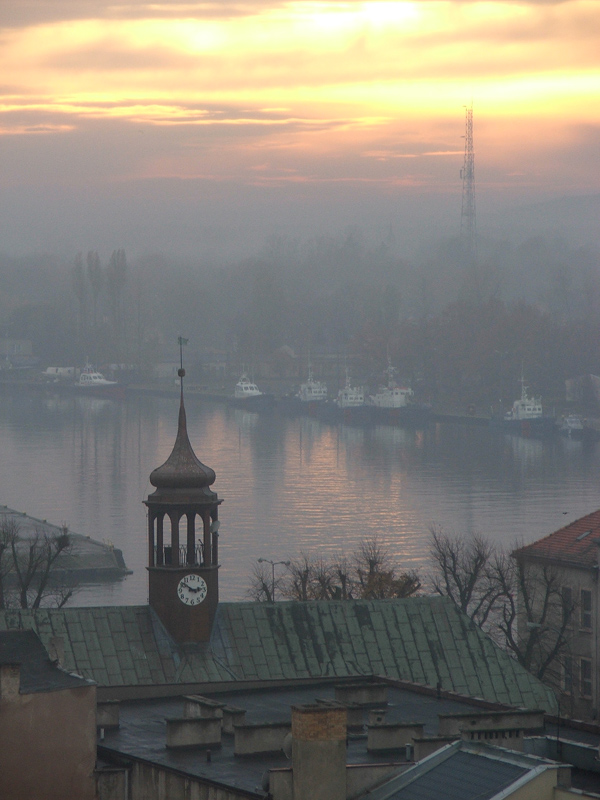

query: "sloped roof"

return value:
[513, 509, 600, 569]
[0, 629, 92, 694]
[360, 741, 556, 800]
[0, 597, 554, 711]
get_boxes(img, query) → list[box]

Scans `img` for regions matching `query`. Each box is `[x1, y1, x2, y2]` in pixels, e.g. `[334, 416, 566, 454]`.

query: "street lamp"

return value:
[257, 558, 290, 602]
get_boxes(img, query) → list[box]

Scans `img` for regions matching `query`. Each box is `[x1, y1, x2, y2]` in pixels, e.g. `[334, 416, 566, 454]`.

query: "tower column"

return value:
[148, 512, 155, 567]
[156, 514, 164, 565]
[186, 513, 196, 565]
[202, 511, 211, 567]
[170, 512, 180, 566]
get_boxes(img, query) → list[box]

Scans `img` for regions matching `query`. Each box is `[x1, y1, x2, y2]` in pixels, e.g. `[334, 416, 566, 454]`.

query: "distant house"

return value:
[565, 374, 600, 406]
[0, 337, 38, 369]
[513, 509, 600, 721]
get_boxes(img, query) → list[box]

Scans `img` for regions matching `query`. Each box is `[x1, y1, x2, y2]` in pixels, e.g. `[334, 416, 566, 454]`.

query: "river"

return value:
[0, 385, 599, 605]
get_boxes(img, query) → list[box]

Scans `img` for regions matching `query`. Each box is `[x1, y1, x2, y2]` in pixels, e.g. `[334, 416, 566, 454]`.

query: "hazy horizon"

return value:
[1, 1, 599, 263]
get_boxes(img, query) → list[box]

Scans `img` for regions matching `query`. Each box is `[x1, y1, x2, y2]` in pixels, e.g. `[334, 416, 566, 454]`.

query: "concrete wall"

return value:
[367, 723, 424, 753]
[0, 679, 97, 800]
[554, 787, 600, 800]
[166, 717, 222, 748]
[124, 760, 257, 800]
[346, 763, 410, 797]
[234, 722, 290, 755]
[504, 769, 562, 800]
[222, 706, 246, 735]
[438, 709, 545, 736]
[461, 728, 525, 751]
[96, 766, 129, 800]
[97, 699, 120, 729]
[526, 736, 600, 774]
[413, 736, 458, 761]
[184, 695, 224, 719]
[269, 763, 408, 800]
[334, 682, 388, 707]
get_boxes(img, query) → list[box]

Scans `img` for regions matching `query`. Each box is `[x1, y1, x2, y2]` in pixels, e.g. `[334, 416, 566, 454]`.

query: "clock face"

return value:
[177, 574, 208, 606]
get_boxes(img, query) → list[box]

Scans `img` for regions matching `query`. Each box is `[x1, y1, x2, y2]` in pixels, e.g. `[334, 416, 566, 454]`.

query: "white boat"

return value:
[335, 369, 364, 409]
[366, 362, 431, 424]
[559, 414, 584, 437]
[558, 414, 598, 441]
[42, 366, 76, 381]
[230, 373, 274, 409]
[368, 363, 413, 409]
[296, 363, 327, 403]
[492, 374, 555, 435]
[234, 374, 263, 401]
[77, 364, 118, 388]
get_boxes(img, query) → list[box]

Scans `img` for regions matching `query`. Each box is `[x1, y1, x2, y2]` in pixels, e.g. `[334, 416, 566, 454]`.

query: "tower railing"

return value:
[154, 543, 205, 567]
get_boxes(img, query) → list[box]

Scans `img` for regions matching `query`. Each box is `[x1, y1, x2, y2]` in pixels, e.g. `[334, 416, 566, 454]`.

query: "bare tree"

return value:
[491, 551, 575, 682]
[0, 517, 76, 609]
[246, 560, 276, 602]
[353, 537, 421, 599]
[429, 526, 502, 628]
[0, 517, 20, 608]
[428, 527, 576, 683]
[248, 537, 420, 602]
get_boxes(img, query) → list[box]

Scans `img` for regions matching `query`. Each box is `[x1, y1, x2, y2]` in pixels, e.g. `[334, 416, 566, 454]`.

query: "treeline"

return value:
[0, 230, 599, 406]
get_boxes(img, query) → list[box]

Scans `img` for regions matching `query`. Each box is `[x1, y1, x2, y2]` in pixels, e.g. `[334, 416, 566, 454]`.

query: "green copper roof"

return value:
[0, 597, 554, 711]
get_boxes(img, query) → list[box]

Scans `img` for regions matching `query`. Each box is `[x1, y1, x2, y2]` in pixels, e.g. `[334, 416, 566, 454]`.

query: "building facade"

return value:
[513, 509, 600, 721]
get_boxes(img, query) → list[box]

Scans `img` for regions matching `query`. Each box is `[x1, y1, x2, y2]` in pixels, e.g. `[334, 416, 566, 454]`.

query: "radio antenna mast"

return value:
[460, 103, 477, 263]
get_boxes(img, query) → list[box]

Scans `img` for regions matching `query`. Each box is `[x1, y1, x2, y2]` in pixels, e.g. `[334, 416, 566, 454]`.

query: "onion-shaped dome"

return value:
[149, 395, 216, 490]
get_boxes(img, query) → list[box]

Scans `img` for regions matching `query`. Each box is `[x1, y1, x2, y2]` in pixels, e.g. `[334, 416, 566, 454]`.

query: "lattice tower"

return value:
[460, 104, 477, 261]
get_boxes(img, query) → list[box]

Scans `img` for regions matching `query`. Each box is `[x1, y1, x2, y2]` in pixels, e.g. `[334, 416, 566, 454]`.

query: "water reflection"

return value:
[1, 386, 600, 605]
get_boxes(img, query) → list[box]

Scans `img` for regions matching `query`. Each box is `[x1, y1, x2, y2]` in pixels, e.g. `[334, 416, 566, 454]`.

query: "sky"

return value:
[1, 0, 599, 260]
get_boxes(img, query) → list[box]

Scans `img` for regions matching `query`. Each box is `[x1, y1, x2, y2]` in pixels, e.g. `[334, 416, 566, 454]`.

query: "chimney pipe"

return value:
[291, 704, 347, 800]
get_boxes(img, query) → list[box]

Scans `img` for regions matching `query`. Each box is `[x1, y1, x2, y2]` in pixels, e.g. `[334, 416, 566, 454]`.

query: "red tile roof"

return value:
[514, 509, 600, 569]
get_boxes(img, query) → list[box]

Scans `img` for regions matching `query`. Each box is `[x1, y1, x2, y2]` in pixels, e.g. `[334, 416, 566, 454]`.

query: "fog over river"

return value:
[1, 387, 599, 605]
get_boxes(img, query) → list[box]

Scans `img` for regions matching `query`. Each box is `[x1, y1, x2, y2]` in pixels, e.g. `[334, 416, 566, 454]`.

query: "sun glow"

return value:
[1, 0, 599, 196]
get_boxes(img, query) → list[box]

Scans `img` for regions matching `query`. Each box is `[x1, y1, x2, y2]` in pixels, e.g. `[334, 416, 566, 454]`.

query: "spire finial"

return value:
[177, 335, 189, 399]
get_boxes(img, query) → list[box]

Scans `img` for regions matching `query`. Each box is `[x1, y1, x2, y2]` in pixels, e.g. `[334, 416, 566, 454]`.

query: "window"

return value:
[562, 586, 573, 624]
[562, 656, 573, 694]
[580, 658, 592, 698]
[581, 589, 592, 629]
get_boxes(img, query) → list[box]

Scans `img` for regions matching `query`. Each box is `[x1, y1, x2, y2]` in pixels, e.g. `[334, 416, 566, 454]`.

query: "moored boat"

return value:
[327, 367, 370, 422]
[366, 362, 431, 425]
[491, 375, 555, 436]
[559, 414, 599, 442]
[75, 364, 123, 397]
[296, 363, 328, 404]
[335, 368, 364, 409]
[230, 373, 274, 409]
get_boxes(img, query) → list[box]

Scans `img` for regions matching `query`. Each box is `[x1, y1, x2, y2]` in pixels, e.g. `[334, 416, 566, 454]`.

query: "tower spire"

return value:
[145, 336, 222, 644]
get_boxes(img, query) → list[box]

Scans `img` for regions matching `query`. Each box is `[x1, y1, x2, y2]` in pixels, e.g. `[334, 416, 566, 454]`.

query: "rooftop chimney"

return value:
[291, 704, 347, 800]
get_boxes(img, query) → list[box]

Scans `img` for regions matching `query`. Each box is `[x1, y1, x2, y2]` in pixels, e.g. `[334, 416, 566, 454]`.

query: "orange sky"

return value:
[1, 1, 599, 255]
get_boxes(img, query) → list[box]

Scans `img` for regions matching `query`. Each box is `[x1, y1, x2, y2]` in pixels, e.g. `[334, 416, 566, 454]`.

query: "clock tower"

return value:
[145, 371, 222, 644]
